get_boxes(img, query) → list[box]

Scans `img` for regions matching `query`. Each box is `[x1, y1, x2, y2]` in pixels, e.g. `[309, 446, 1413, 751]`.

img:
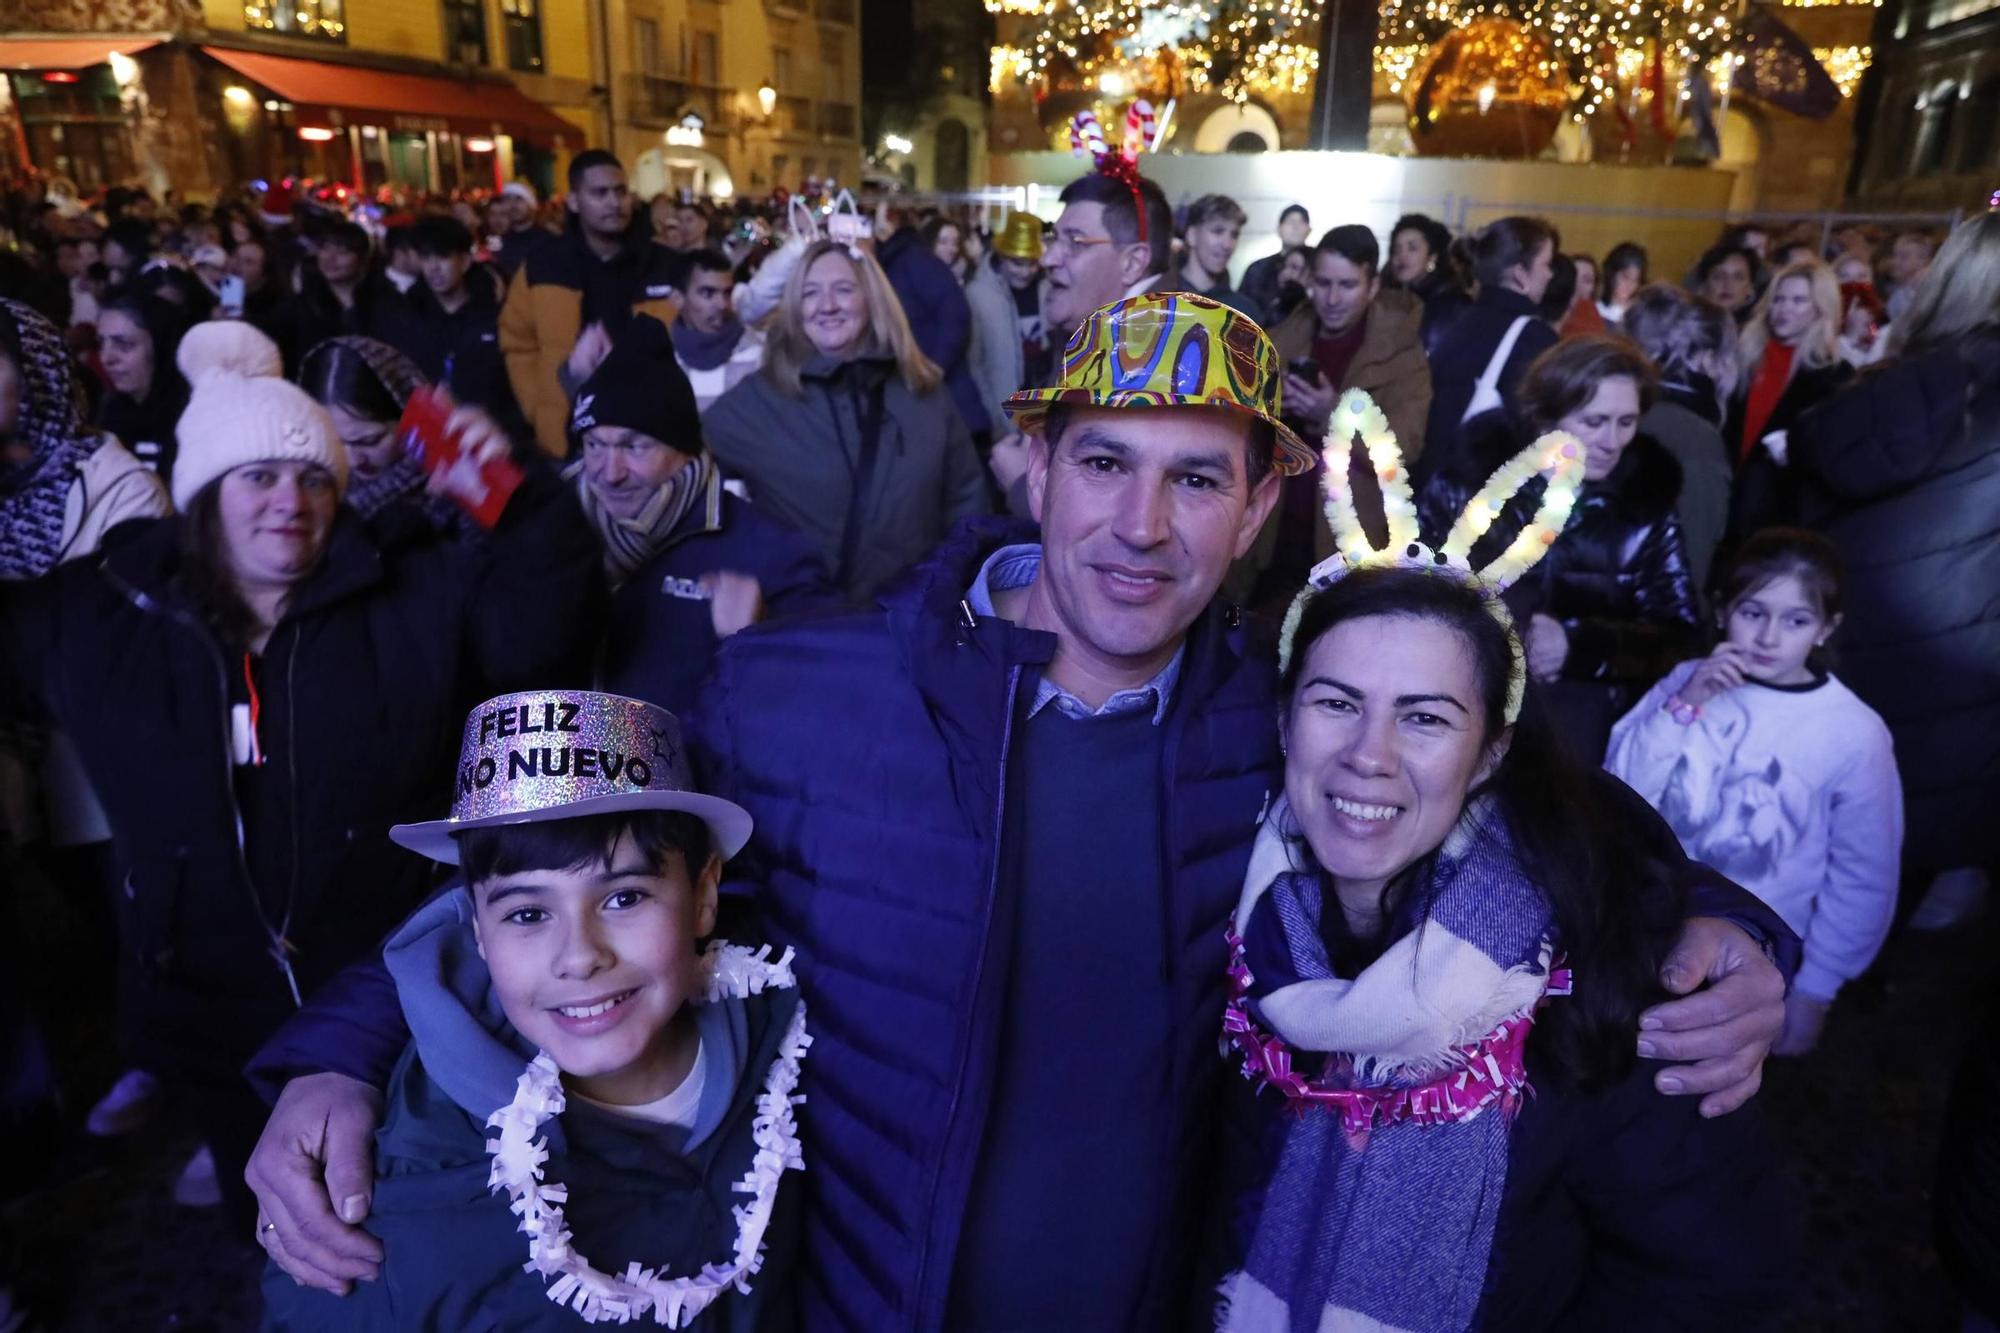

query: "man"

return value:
[1171, 193, 1258, 316]
[665, 248, 763, 413]
[1237, 224, 1432, 605]
[965, 211, 1044, 438]
[247, 293, 1791, 1332]
[100, 218, 152, 290]
[289, 220, 425, 371]
[499, 148, 680, 457]
[1884, 229, 1935, 323]
[564, 316, 834, 712]
[1239, 202, 1311, 323]
[876, 210, 990, 442]
[1697, 243, 1759, 325]
[404, 214, 523, 438]
[487, 180, 549, 283]
[380, 226, 421, 295]
[674, 201, 710, 252]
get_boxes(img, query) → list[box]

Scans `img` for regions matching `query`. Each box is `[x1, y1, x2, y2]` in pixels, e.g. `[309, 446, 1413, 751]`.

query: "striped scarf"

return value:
[0, 298, 106, 580]
[1218, 796, 1563, 1333]
[567, 454, 723, 586]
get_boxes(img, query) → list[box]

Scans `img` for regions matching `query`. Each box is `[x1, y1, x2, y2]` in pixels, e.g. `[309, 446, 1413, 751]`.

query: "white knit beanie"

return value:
[172, 321, 348, 511]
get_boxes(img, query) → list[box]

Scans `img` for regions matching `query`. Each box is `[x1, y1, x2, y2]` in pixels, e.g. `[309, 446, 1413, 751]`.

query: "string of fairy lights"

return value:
[988, 0, 1870, 112]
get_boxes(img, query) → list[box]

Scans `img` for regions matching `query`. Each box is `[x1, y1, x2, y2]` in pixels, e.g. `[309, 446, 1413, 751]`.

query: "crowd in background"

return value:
[0, 149, 1995, 1330]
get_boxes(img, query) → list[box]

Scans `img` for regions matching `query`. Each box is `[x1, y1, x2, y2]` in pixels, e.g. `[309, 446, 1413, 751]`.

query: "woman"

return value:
[1597, 241, 1648, 325]
[93, 286, 196, 484]
[298, 335, 472, 542]
[1621, 284, 1737, 597]
[1418, 215, 1561, 488]
[1791, 212, 2000, 913]
[1420, 334, 1700, 761]
[1220, 558, 1795, 1330]
[703, 238, 989, 601]
[1728, 259, 1853, 536]
[1557, 253, 1606, 338]
[0, 320, 601, 1226]
[1387, 211, 1455, 304]
[923, 215, 968, 285]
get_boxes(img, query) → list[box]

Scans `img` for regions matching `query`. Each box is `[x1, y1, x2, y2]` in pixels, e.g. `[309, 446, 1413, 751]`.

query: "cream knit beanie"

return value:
[172, 321, 348, 510]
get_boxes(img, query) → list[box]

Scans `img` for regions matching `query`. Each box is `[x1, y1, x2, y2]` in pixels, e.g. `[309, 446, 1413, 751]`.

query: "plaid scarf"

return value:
[0, 298, 106, 580]
[567, 454, 723, 587]
[1219, 797, 1562, 1333]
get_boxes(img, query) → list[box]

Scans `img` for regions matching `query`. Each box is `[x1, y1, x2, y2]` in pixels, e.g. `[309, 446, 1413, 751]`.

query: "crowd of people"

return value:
[0, 145, 1994, 1331]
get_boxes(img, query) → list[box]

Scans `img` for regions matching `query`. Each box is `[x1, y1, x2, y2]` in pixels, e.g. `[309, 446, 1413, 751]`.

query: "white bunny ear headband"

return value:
[1275, 389, 1587, 726]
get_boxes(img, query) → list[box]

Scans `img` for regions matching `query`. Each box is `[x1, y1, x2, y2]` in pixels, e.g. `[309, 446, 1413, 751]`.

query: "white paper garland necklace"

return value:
[485, 942, 811, 1327]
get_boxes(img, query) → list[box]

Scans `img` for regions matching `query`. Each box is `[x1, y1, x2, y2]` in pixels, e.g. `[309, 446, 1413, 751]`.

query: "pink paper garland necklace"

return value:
[1221, 928, 1572, 1150]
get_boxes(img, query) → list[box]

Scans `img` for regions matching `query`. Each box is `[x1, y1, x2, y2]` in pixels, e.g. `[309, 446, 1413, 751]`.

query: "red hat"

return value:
[258, 181, 295, 229]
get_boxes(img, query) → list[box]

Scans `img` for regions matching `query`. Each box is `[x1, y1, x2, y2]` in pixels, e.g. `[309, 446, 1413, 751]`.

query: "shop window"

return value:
[445, 0, 488, 65]
[502, 0, 544, 72]
[243, 0, 346, 41]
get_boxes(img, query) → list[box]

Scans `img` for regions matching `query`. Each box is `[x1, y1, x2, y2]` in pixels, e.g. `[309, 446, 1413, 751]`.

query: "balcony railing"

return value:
[624, 73, 736, 131]
[774, 93, 813, 134]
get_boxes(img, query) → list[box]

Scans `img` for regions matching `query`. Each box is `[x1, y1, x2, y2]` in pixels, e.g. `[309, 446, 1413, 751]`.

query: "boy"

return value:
[261, 690, 805, 1330]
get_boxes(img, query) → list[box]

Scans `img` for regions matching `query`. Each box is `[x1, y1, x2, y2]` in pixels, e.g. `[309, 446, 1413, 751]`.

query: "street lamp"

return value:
[757, 83, 778, 117]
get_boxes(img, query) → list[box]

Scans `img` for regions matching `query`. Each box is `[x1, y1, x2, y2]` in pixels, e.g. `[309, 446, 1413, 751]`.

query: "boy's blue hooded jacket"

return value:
[262, 890, 803, 1331]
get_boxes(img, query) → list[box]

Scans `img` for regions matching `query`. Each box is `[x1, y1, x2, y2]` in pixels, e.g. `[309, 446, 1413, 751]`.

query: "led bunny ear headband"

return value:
[1276, 389, 1587, 726]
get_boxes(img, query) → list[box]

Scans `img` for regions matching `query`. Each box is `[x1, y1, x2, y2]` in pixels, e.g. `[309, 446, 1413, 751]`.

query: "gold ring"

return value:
[261, 1222, 277, 1233]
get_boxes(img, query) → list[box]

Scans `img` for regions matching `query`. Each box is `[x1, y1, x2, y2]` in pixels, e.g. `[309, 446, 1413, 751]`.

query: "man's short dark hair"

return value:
[1059, 173, 1174, 279]
[411, 214, 475, 257]
[458, 809, 713, 889]
[1184, 194, 1247, 231]
[1314, 224, 1380, 279]
[1696, 244, 1757, 283]
[104, 217, 152, 262]
[384, 224, 416, 257]
[321, 220, 372, 258]
[684, 247, 733, 280]
[568, 148, 623, 191]
[1279, 204, 1310, 226]
[1043, 401, 1275, 489]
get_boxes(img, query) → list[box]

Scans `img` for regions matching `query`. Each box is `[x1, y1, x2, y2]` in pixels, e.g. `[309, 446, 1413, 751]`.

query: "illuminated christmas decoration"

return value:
[1008, 0, 1321, 102]
[1812, 44, 1872, 97]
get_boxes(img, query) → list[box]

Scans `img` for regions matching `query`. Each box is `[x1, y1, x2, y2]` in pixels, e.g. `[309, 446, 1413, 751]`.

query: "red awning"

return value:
[0, 39, 159, 71]
[202, 46, 575, 143]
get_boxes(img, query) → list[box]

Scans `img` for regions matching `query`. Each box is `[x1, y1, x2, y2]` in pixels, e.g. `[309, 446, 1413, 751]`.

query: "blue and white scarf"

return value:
[1218, 795, 1562, 1333]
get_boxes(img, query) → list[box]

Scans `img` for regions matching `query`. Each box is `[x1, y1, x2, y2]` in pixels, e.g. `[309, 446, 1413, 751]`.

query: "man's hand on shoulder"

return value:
[1637, 917, 1786, 1118]
[247, 1072, 387, 1294]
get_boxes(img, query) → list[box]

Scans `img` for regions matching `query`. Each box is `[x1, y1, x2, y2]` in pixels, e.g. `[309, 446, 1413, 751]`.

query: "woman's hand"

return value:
[1525, 613, 1570, 682]
[1679, 643, 1750, 708]
[702, 570, 765, 639]
[1637, 917, 1787, 1117]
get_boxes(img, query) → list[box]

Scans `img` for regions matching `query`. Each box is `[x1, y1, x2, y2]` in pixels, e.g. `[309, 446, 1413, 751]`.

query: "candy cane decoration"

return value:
[1122, 100, 1157, 163]
[1070, 110, 1107, 161]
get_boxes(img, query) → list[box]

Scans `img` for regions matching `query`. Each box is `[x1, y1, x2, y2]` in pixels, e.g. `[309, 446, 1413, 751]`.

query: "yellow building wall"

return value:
[199, 0, 444, 61]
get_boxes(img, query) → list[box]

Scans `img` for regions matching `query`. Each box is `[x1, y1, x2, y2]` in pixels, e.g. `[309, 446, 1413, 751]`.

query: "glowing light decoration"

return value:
[1813, 44, 1872, 97]
[991, 44, 1032, 92]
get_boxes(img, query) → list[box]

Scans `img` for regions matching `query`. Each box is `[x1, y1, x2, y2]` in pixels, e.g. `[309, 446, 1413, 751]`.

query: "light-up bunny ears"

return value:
[1071, 102, 1158, 248]
[1276, 389, 1587, 725]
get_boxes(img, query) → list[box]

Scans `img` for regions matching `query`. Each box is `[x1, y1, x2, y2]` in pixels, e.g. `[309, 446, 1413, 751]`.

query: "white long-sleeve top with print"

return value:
[1606, 660, 1904, 1004]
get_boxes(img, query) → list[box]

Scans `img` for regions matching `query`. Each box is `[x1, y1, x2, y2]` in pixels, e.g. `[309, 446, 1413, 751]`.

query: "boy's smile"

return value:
[472, 830, 720, 1106]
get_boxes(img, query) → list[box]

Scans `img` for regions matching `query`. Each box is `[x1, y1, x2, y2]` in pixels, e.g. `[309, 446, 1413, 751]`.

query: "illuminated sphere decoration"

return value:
[1406, 19, 1569, 159]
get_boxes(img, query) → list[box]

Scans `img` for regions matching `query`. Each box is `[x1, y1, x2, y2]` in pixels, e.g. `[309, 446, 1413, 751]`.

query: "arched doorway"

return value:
[934, 118, 969, 191]
[1192, 102, 1282, 154]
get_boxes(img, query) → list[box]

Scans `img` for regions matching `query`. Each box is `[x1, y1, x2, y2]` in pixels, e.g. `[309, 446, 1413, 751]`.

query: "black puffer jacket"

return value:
[1417, 287, 1559, 489]
[1421, 433, 1700, 757]
[1726, 358, 1854, 540]
[1792, 326, 2000, 872]
[0, 471, 601, 1079]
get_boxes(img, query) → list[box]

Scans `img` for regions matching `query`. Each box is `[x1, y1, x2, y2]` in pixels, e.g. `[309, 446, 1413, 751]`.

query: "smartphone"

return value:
[398, 387, 524, 530]
[218, 274, 245, 319]
[1287, 357, 1323, 384]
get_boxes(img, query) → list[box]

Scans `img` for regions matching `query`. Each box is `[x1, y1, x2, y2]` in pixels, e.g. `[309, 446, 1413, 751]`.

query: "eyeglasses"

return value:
[1045, 229, 1117, 257]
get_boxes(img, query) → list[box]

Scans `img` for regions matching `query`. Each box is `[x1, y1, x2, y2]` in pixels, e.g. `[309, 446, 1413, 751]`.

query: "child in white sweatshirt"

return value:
[1606, 529, 1902, 1056]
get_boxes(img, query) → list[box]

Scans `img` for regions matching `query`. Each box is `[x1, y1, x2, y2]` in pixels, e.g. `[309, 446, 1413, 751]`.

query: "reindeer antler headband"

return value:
[1277, 390, 1587, 726]
[1070, 101, 1158, 249]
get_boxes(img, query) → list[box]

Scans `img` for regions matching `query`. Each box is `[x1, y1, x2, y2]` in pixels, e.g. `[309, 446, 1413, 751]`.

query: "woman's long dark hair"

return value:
[1279, 567, 1684, 1090]
[174, 479, 264, 651]
[299, 340, 404, 424]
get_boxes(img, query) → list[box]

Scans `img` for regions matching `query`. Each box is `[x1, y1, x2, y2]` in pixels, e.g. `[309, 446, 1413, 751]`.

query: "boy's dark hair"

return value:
[568, 148, 623, 191]
[458, 810, 713, 888]
[320, 220, 372, 258]
[1278, 203, 1310, 225]
[1058, 172, 1174, 278]
[411, 214, 475, 258]
[1183, 193, 1247, 232]
[104, 217, 153, 262]
[384, 224, 416, 257]
[1315, 223, 1380, 278]
[684, 247, 734, 280]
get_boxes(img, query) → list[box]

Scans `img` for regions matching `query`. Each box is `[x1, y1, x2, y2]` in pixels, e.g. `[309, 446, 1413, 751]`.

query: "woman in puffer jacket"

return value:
[0, 321, 601, 1227]
[1792, 212, 2000, 896]
[1420, 334, 1699, 761]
